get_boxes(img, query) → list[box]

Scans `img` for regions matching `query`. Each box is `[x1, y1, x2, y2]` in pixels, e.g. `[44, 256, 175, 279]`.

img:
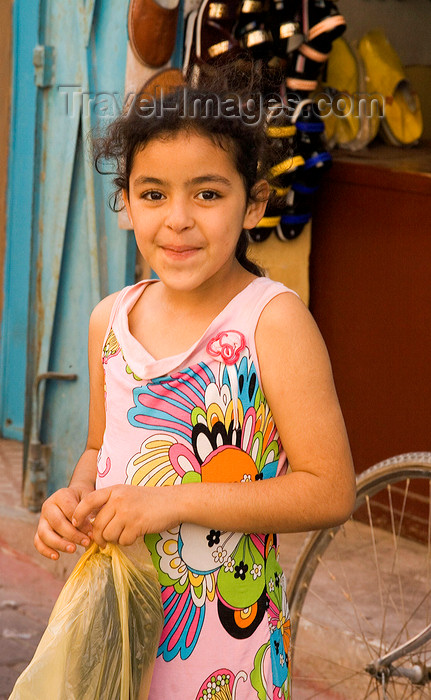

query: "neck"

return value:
[158, 261, 255, 318]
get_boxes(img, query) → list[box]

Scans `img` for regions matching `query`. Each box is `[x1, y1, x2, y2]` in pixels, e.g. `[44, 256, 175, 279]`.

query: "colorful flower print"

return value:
[265, 536, 291, 693]
[251, 563, 263, 580]
[102, 329, 121, 363]
[156, 581, 206, 661]
[127, 360, 280, 486]
[224, 556, 235, 573]
[234, 560, 248, 580]
[207, 330, 246, 365]
[125, 363, 142, 382]
[102, 328, 142, 380]
[126, 354, 284, 660]
[212, 545, 228, 565]
[97, 453, 111, 479]
[195, 668, 248, 699]
[250, 641, 291, 700]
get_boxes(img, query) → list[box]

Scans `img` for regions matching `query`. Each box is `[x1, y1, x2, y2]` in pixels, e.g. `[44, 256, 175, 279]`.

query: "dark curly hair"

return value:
[92, 60, 283, 277]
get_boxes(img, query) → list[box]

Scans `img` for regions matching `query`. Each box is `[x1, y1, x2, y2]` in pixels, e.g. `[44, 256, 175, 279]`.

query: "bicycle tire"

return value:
[286, 452, 431, 699]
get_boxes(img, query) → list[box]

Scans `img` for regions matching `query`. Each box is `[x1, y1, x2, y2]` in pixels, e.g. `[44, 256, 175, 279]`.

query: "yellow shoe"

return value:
[358, 29, 423, 146]
[322, 37, 380, 150]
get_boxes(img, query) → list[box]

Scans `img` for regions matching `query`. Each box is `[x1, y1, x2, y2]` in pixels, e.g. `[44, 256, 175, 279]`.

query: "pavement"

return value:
[0, 439, 80, 699]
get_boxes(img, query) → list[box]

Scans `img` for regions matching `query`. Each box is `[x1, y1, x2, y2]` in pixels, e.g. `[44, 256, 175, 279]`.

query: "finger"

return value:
[118, 528, 138, 547]
[72, 488, 111, 528]
[100, 519, 127, 546]
[42, 488, 81, 524]
[34, 531, 61, 560]
[90, 506, 120, 547]
[44, 505, 92, 546]
[37, 518, 91, 555]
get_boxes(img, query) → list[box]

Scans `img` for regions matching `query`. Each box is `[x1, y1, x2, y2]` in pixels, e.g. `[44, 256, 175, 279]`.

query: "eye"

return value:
[140, 190, 164, 201]
[197, 190, 221, 201]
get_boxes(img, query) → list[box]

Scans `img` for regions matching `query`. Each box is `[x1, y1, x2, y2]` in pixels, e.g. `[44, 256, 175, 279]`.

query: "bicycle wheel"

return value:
[287, 452, 431, 699]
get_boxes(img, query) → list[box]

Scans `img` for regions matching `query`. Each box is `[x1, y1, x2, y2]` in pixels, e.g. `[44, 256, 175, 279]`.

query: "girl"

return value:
[34, 79, 356, 699]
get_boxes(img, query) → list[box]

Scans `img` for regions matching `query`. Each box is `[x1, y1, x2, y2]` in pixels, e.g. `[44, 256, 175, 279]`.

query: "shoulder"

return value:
[255, 289, 331, 379]
[256, 288, 319, 341]
[89, 291, 122, 333]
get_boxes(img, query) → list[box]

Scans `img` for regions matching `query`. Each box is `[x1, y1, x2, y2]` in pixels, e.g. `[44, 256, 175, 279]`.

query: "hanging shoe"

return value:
[275, 99, 331, 240]
[302, 0, 346, 54]
[198, 0, 240, 63]
[249, 212, 281, 241]
[267, 153, 305, 192]
[295, 101, 325, 148]
[137, 67, 186, 102]
[285, 0, 346, 96]
[269, 0, 303, 60]
[276, 187, 313, 240]
[322, 36, 380, 151]
[128, 0, 181, 68]
[293, 100, 330, 163]
[275, 154, 327, 240]
[358, 29, 423, 147]
[234, 0, 274, 61]
[286, 42, 330, 96]
[183, 0, 242, 82]
[266, 102, 297, 147]
[266, 111, 305, 192]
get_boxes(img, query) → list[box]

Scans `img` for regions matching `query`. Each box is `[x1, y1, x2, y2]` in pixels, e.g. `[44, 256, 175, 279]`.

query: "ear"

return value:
[122, 188, 134, 227]
[243, 180, 270, 230]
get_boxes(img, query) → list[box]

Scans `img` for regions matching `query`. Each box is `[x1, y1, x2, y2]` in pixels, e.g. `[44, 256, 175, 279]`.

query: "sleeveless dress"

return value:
[96, 276, 296, 699]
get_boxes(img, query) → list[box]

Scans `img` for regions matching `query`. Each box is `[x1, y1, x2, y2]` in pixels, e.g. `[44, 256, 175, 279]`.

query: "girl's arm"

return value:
[34, 293, 117, 559]
[73, 293, 356, 545]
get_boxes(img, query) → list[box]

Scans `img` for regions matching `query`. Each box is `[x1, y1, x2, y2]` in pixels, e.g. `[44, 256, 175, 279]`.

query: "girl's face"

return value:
[123, 131, 267, 295]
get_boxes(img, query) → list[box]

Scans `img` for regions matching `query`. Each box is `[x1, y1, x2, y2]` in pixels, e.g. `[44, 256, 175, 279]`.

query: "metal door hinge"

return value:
[33, 45, 55, 88]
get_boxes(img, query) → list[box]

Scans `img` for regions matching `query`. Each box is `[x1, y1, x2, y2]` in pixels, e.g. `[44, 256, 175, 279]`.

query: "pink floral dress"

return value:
[97, 277, 296, 699]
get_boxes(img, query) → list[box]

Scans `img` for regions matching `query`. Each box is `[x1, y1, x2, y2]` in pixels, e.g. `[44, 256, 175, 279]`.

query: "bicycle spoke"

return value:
[314, 542, 382, 659]
[366, 493, 389, 658]
[387, 483, 408, 647]
[397, 680, 410, 700]
[296, 581, 381, 653]
[368, 481, 429, 657]
[390, 587, 431, 652]
[293, 641, 362, 674]
[389, 480, 410, 649]
[363, 676, 377, 698]
[294, 665, 375, 699]
[332, 530, 384, 658]
[378, 480, 424, 658]
[289, 456, 431, 700]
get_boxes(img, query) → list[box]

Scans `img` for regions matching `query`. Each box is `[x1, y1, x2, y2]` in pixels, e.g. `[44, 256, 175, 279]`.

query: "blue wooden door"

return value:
[0, 0, 39, 442]
[23, 0, 134, 493]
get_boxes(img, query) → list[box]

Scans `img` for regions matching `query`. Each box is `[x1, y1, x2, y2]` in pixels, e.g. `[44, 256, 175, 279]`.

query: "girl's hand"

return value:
[34, 484, 94, 560]
[72, 484, 180, 547]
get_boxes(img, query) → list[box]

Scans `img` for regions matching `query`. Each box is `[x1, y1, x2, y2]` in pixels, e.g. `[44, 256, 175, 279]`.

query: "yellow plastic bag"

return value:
[10, 541, 164, 700]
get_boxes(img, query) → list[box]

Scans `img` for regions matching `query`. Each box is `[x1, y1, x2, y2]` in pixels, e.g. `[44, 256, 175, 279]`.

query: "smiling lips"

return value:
[161, 244, 201, 259]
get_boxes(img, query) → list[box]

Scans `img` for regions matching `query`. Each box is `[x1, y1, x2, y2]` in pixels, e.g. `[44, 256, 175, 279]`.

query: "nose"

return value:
[164, 194, 194, 233]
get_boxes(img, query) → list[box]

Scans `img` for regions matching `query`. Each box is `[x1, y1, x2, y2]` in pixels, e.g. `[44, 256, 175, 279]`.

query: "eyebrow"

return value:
[132, 174, 232, 188]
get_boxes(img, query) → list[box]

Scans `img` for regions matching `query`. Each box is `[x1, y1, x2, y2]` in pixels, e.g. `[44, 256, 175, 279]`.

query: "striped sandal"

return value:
[183, 0, 241, 81]
[234, 0, 274, 61]
[302, 0, 346, 53]
[286, 42, 330, 94]
[269, 0, 303, 59]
